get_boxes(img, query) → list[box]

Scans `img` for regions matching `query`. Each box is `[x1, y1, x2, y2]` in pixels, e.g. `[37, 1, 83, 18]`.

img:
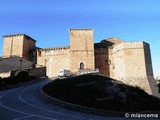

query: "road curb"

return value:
[40, 81, 160, 117]
[40, 81, 127, 117]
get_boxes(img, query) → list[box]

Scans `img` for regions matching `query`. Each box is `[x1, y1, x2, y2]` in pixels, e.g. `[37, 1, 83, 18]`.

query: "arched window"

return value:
[80, 62, 85, 70]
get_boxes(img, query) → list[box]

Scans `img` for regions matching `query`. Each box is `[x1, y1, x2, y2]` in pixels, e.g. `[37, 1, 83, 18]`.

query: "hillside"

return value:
[43, 74, 160, 112]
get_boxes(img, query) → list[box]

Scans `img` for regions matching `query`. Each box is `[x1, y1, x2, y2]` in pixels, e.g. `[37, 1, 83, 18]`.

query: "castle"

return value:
[1, 29, 159, 97]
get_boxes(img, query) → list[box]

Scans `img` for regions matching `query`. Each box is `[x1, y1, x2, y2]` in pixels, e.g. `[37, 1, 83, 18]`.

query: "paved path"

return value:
[0, 80, 158, 120]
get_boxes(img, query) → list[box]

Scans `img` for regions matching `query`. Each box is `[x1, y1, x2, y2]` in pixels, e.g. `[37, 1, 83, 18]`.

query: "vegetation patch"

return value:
[43, 74, 160, 112]
[0, 71, 39, 91]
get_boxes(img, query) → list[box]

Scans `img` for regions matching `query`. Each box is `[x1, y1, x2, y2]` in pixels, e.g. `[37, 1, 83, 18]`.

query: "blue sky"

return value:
[0, 0, 159, 77]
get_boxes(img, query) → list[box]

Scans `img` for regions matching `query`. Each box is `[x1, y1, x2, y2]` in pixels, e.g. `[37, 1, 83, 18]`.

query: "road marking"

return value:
[0, 101, 57, 120]
[12, 115, 34, 120]
[0, 80, 108, 120]
[19, 84, 94, 120]
[13, 115, 58, 120]
[0, 86, 57, 120]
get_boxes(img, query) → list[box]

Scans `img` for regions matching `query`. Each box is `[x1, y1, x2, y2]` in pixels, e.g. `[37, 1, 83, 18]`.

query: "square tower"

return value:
[70, 29, 95, 73]
[2, 34, 36, 61]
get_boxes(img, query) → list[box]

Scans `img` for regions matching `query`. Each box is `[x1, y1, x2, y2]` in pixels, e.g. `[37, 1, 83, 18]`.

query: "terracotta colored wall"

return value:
[95, 47, 110, 76]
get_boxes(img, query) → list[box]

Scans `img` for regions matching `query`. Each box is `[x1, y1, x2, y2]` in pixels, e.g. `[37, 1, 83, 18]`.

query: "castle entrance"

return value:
[80, 62, 84, 70]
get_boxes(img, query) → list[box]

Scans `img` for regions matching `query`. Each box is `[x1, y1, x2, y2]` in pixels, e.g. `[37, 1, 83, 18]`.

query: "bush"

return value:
[15, 70, 29, 82]
[0, 71, 38, 91]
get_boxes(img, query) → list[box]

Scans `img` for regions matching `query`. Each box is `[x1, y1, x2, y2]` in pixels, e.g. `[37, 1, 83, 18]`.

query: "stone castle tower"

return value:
[2, 34, 36, 61]
[36, 29, 95, 77]
[1, 29, 159, 97]
[70, 29, 95, 73]
[95, 38, 159, 97]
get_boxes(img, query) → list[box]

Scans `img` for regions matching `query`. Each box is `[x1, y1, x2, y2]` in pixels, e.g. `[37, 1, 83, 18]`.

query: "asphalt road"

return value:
[0, 79, 159, 120]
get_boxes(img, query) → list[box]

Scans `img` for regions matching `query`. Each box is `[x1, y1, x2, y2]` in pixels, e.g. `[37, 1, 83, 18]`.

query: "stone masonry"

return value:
[2, 34, 36, 61]
[70, 29, 95, 73]
[37, 46, 70, 77]
[1, 29, 159, 98]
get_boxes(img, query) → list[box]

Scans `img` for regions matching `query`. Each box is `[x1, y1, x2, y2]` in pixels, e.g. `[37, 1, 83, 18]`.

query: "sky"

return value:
[0, 0, 159, 77]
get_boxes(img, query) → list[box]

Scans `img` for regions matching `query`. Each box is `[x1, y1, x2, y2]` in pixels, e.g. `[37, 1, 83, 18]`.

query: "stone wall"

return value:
[0, 71, 11, 78]
[26, 67, 46, 77]
[94, 47, 110, 76]
[121, 77, 159, 98]
[111, 42, 148, 79]
[111, 43, 126, 80]
[143, 42, 153, 76]
[94, 38, 124, 77]
[2, 34, 36, 61]
[37, 47, 70, 77]
[1, 30, 158, 97]
[2, 35, 24, 58]
[70, 29, 95, 73]
[124, 42, 147, 78]
[110, 42, 159, 97]
[23, 35, 36, 61]
[105, 37, 124, 46]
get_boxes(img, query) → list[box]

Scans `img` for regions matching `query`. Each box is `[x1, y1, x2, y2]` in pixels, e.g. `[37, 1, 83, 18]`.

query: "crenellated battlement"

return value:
[3, 34, 25, 37]
[69, 29, 94, 31]
[38, 46, 70, 51]
[1, 29, 158, 98]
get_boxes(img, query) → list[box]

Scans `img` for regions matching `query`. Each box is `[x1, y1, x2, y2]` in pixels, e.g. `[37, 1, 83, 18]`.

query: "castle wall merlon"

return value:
[3, 34, 25, 38]
[38, 46, 70, 51]
[69, 28, 94, 31]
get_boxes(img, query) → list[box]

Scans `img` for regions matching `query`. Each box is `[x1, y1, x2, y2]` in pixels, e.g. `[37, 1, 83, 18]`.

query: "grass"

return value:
[43, 74, 160, 112]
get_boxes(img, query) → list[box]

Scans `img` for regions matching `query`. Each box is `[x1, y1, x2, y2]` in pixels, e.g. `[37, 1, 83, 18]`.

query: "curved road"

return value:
[0, 79, 157, 120]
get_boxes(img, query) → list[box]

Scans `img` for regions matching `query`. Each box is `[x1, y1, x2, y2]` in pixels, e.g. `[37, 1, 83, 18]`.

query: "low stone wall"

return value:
[122, 77, 160, 98]
[0, 71, 11, 78]
[0, 66, 46, 78]
[26, 67, 46, 77]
